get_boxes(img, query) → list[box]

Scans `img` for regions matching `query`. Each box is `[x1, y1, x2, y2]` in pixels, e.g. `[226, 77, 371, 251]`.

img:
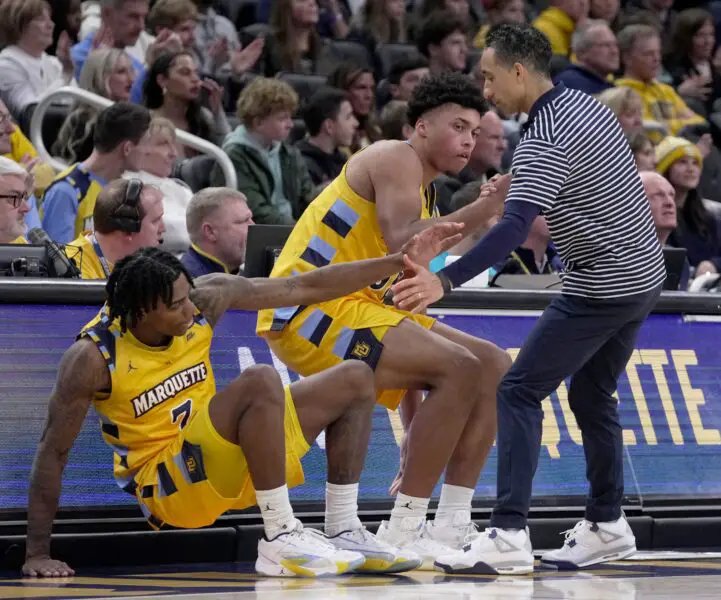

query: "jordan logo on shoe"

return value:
[567, 539, 577, 548]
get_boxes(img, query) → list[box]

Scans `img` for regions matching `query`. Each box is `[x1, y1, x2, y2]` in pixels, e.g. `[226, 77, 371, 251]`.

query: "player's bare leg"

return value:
[369, 320, 510, 566]
[290, 361, 422, 573]
[208, 365, 364, 577]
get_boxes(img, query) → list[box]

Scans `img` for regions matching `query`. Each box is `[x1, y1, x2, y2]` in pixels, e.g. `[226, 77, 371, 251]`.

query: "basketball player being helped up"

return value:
[257, 72, 513, 568]
[23, 221, 461, 579]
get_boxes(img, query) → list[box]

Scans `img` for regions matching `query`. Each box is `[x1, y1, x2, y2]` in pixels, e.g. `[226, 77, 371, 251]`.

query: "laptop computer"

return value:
[663, 247, 687, 291]
[244, 225, 294, 278]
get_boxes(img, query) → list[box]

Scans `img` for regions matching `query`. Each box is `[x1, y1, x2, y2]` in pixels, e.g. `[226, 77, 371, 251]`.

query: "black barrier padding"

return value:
[653, 517, 721, 549]
[0, 528, 238, 570]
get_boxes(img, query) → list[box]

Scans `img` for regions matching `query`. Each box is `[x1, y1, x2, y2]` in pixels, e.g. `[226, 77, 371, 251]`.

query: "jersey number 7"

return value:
[171, 398, 193, 430]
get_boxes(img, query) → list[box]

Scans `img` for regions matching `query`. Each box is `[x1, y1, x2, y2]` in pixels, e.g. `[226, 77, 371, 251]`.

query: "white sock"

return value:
[324, 482, 362, 537]
[389, 493, 430, 528]
[256, 484, 297, 540]
[434, 484, 474, 526]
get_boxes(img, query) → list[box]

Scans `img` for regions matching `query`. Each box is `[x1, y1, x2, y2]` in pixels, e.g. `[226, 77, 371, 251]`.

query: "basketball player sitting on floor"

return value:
[256, 71, 513, 568]
[23, 223, 461, 579]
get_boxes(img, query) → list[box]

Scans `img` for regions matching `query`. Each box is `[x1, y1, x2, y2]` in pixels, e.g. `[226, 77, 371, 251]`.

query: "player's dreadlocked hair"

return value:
[407, 71, 487, 126]
[106, 248, 195, 332]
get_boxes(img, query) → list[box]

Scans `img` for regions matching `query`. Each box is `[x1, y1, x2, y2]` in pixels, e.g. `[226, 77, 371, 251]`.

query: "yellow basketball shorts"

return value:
[134, 387, 310, 530]
[263, 296, 435, 410]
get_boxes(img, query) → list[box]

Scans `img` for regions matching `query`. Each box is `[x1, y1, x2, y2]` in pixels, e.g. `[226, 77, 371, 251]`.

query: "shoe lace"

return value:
[463, 521, 480, 544]
[561, 520, 588, 545]
[359, 526, 397, 551]
[291, 523, 335, 550]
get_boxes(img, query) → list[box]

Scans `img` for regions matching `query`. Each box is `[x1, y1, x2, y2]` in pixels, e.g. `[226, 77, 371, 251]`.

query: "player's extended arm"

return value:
[372, 145, 509, 253]
[190, 222, 463, 321]
[23, 339, 108, 578]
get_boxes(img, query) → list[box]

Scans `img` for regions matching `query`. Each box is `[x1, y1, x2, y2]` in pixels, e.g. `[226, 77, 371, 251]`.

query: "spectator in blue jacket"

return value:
[554, 20, 618, 95]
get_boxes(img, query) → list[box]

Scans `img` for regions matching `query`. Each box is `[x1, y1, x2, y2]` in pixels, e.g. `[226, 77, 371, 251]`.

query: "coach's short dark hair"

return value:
[388, 56, 430, 85]
[417, 10, 466, 57]
[94, 102, 152, 153]
[485, 23, 552, 77]
[407, 71, 487, 125]
[302, 87, 350, 136]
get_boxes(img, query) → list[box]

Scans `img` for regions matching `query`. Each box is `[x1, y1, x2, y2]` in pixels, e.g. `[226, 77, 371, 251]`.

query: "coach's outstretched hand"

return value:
[22, 556, 74, 578]
[478, 172, 513, 217]
[400, 222, 464, 267]
[391, 255, 444, 313]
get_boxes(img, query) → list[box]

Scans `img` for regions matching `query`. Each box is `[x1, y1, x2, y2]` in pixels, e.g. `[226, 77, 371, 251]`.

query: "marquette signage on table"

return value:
[1, 305, 720, 510]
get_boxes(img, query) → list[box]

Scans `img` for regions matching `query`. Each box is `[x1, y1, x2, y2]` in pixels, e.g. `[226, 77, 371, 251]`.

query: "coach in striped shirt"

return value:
[392, 23, 666, 575]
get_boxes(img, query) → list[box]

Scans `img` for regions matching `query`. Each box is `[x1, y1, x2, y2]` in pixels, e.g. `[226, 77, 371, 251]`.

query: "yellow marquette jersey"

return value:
[257, 162, 437, 334]
[256, 161, 437, 411]
[79, 310, 215, 496]
[65, 232, 111, 279]
[43, 163, 103, 238]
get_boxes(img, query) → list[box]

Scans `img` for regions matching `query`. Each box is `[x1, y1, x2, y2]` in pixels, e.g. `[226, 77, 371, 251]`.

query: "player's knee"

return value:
[339, 361, 376, 405]
[234, 364, 284, 405]
[444, 345, 483, 391]
[487, 345, 513, 382]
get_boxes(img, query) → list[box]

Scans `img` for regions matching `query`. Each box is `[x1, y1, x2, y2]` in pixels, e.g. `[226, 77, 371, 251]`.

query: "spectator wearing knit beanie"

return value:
[656, 136, 721, 277]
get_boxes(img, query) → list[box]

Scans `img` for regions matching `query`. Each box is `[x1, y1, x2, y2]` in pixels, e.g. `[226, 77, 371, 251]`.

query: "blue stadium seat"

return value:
[240, 23, 272, 46]
[174, 155, 219, 193]
[290, 119, 307, 144]
[328, 40, 372, 68]
[277, 73, 328, 110]
[376, 43, 423, 79]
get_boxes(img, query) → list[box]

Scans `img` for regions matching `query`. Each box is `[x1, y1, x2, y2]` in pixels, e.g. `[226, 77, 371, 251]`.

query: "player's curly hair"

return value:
[407, 71, 487, 126]
[106, 248, 195, 332]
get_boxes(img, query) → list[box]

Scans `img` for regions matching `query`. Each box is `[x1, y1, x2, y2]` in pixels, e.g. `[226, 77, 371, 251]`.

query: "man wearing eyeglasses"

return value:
[0, 101, 43, 232]
[0, 156, 31, 244]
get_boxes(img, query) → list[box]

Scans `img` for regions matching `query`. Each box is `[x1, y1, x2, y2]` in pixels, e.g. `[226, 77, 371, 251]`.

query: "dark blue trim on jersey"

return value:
[522, 83, 566, 135]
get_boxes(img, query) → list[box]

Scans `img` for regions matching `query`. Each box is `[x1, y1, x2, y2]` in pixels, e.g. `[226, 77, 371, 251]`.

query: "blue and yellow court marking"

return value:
[3, 558, 721, 599]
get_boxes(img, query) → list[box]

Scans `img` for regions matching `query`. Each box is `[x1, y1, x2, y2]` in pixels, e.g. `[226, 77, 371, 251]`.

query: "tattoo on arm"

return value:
[26, 340, 106, 559]
[189, 274, 240, 327]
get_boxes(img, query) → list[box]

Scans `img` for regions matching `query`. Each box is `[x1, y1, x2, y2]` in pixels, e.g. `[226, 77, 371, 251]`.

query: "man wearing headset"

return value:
[64, 179, 166, 279]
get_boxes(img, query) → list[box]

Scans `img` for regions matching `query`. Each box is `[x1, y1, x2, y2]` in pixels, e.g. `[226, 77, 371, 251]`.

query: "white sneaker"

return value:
[375, 517, 456, 571]
[328, 526, 422, 573]
[428, 511, 481, 550]
[256, 521, 365, 577]
[434, 527, 534, 575]
[540, 516, 637, 570]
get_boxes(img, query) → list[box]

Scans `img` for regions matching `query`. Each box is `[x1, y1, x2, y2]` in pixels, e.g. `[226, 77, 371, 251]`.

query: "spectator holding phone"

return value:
[143, 50, 230, 158]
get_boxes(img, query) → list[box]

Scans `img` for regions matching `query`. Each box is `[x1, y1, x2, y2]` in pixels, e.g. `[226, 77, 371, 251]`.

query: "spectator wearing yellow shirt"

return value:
[0, 99, 53, 235]
[532, 0, 587, 57]
[6, 125, 54, 196]
[65, 179, 166, 279]
[0, 157, 31, 245]
[616, 24, 707, 137]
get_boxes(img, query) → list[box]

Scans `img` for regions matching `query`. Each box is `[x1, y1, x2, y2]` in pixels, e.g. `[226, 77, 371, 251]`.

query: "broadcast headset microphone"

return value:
[26, 228, 82, 279]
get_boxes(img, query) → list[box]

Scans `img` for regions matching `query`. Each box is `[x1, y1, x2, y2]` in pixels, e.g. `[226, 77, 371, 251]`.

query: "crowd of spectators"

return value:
[0, 0, 719, 290]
